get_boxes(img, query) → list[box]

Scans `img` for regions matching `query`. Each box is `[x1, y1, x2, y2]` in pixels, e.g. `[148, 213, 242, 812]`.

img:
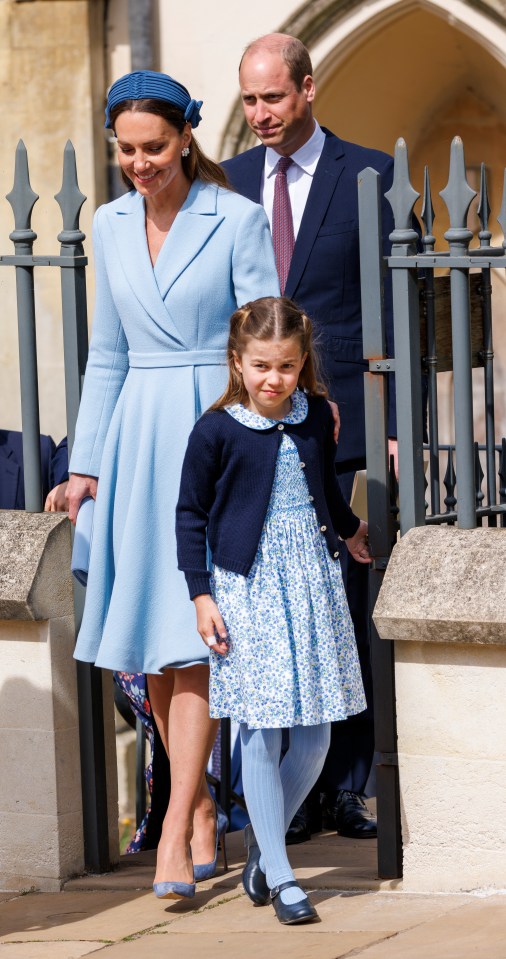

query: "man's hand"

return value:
[44, 481, 69, 512]
[345, 520, 371, 564]
[67, 473, 98, 524]
[328, 400, 340, 443]
[193, 594, 229, 656]
[388, 438, 398, 479]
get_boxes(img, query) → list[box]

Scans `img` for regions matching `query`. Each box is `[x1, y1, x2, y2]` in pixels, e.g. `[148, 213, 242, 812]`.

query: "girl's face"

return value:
[234, 336, 307, 419]
[115, 111, 191, 200]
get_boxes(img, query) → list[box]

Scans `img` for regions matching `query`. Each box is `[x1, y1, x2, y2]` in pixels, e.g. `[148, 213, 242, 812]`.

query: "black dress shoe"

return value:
[270, 881, 319, 925]
[322, 789, 377, 838]
[242, 824, 269, 905]
[285, 803, 311, 845]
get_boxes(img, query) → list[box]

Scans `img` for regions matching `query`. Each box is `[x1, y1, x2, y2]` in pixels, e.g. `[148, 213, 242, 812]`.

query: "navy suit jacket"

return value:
[0, 431, 69, 509]
[223, 129, 396, 472]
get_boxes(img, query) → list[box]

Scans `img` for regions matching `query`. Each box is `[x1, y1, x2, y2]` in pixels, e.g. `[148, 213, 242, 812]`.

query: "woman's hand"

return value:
[345, 520, 371, 564]
[193, 594, 229, 656]
[67, 473, 98, 525]
[44, 481, 69, 512]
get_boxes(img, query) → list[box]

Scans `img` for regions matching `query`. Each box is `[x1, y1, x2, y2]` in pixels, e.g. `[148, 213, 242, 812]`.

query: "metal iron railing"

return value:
[359, 135, 506, 879]
[2, 140, 236, 870]
[1, 141, 113, 872]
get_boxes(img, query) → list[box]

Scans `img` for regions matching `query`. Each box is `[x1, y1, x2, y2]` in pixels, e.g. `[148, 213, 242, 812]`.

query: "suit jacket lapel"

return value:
[229, 147, 265, 203]
[285, 132, 346, 299]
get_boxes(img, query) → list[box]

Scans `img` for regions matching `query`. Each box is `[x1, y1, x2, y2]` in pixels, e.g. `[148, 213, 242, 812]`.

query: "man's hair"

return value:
[240, 34, 313, 91]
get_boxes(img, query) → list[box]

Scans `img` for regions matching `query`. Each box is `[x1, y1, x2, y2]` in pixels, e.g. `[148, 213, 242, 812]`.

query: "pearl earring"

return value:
[181, 146, 190, 157]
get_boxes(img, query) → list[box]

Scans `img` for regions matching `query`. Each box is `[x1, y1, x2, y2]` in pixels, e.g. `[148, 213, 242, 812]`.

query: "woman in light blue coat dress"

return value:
[66, 71, 279, 899]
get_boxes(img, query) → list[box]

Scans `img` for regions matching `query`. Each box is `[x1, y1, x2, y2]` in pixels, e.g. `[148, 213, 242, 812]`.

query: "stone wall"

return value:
[0, 0, 106, 442]
[0, 511, 118, 891]
[374, 525, 506, 893]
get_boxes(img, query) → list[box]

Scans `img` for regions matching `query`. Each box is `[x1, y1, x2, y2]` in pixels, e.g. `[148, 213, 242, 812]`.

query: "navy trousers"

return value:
[311, 470, 375, 798]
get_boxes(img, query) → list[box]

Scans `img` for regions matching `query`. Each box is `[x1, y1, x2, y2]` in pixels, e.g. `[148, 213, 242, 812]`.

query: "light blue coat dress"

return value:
[70, 179, 279, 674]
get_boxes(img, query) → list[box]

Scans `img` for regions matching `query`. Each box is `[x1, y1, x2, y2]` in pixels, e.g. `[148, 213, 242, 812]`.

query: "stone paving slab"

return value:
[0, 943, 104, 958]
[0, 890, 170, 942]
[89, 929, 384, 959]
[171, 888, 474, 934]
[2, 826, 505, 959]
[351, 895, 506, 958]
[64, 827, 384, 894]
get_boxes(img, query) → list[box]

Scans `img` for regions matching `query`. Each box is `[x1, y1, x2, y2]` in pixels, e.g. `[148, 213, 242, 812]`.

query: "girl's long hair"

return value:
[209, 296, 328, 411]
[109, 98, 229, 190]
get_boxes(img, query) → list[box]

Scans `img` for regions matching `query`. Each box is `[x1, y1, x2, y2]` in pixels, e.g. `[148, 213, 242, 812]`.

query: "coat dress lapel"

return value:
[153, 180, 224, 301]
[284, 132, 346, 300]
[104, 182, 224, 349]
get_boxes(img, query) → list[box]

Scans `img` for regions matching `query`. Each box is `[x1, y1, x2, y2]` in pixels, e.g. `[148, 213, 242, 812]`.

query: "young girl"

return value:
[176, 297, 370, 925]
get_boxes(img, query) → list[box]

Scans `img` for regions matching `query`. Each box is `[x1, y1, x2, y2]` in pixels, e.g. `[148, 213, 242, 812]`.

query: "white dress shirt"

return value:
[261, 121, 326, 239]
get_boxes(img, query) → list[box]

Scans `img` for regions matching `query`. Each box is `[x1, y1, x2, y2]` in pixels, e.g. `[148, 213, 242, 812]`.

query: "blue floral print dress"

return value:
[209, 390, 367, 730]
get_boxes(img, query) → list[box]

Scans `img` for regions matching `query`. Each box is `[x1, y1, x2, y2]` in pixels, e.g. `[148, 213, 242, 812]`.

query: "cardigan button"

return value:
[320, 525, 327, 532]
[277, 423, 284, 431]
[300, 462, 305, 468]
[333, 551, 339, 558]
[308, 495, 314, 502]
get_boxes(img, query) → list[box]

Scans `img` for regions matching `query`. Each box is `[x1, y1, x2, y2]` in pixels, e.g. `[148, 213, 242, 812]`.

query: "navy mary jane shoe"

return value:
[270, 881, 318, 925]
[242, 823, 269, 906]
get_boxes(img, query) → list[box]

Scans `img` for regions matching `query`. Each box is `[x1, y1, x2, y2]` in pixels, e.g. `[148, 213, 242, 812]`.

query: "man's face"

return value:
[239, 50, 315, 156]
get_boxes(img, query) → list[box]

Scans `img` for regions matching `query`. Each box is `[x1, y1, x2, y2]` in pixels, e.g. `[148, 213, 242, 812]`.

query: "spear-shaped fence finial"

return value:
[385, 137, 420, 252]
[54, 140, 86, 252]
[477, 162, 492, 250]
[497, 169, 506, 252]
[6, 140, 39, 248]
[421, 165, 435, 252]
[440, 137, 476, 253]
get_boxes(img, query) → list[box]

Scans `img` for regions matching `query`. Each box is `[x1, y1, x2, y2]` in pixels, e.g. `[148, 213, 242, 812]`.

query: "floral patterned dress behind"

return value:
[209, 390, 366, 729]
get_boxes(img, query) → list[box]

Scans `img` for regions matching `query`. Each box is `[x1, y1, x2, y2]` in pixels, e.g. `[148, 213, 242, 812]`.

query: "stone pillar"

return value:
[0, 511, 117, 892]
[373, 525, 506, 893]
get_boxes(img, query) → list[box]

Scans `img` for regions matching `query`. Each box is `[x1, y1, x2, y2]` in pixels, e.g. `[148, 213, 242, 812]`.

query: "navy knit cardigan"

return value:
[176, 395, 361, 599]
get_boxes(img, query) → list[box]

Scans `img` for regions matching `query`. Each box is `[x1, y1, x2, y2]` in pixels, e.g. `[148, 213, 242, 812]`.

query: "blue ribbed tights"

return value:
[240, 723, 331, 905]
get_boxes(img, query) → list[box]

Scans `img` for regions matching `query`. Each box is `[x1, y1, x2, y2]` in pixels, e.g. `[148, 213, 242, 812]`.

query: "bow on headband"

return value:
[105, 70, 203, 128]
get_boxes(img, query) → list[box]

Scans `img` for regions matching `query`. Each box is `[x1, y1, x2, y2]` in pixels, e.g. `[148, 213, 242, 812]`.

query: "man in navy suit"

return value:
[0, 431, 68, 510]
[223, 33, 398, 840]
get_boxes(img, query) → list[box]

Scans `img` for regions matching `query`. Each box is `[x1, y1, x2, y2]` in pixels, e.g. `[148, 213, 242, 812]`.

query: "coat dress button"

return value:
[277, 424, 284, 431]
[320, 525, 327, 532]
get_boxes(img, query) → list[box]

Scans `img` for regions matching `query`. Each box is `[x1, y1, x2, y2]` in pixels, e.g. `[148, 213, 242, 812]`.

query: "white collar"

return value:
[265, 121, 326, 179]
[226, 389, 308, 431]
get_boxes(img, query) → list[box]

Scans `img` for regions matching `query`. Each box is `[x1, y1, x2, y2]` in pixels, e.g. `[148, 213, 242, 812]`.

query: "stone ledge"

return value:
[373, 525, 506, 645]
[0, 512, 73, 621]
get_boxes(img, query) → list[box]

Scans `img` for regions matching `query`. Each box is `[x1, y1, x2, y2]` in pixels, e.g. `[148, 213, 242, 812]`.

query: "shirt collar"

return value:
[265, 121, 326, 179]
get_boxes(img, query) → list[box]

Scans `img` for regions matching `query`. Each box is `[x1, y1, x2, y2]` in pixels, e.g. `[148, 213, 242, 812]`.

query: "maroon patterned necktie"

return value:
[272, 156, 295, 294]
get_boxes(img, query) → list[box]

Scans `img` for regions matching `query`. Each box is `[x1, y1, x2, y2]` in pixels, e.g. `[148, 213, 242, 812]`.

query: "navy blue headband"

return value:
[105, 70, 203, 129]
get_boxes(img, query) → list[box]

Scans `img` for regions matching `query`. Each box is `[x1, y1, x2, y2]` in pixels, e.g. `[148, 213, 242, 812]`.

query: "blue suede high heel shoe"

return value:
[153, 851, 196, 900]
[153, 878, 196, 900]
[193, 802, 229, 882]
